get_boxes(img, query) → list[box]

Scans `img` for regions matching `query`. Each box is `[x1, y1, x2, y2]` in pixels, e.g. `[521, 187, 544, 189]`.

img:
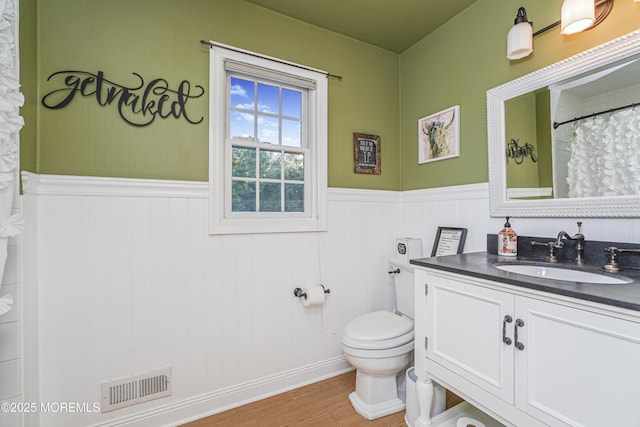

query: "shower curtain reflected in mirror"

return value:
[567, 107, 640, 198]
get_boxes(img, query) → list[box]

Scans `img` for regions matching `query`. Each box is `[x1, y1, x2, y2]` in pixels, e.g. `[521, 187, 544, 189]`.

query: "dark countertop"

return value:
[410, 252, 640, 313]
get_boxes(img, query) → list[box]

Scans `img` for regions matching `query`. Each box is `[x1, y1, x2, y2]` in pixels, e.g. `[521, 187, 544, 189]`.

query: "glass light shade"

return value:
[507, 22, 533, 60]
[561, 0, 595, 34]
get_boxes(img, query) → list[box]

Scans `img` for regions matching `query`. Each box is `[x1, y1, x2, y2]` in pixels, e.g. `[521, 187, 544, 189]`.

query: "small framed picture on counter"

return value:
[431, 227, 468, 257]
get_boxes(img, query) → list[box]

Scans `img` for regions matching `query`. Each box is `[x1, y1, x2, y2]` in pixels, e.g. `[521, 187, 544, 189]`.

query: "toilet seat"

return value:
[342, 311, 414, 350]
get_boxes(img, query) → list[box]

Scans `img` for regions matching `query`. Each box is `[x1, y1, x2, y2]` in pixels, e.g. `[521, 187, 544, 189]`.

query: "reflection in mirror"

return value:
[505, 54, 640, 200]
[550, 55, 640, 199]
[505, 89, 553, 199]
[488, 29, 640, 217]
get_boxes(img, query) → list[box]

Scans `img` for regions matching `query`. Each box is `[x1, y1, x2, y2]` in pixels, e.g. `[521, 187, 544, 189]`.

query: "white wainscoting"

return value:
[20, 174, 404, 427]
[20, 173, 640, 427]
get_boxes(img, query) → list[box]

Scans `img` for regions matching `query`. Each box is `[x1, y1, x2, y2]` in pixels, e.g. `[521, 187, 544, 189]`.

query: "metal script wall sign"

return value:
[41, 70, 205, 127]
[506, 138, 538, 164]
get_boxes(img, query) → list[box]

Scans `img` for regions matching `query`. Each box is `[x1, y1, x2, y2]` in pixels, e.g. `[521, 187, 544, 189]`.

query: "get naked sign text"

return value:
[41, 70, 205, 127]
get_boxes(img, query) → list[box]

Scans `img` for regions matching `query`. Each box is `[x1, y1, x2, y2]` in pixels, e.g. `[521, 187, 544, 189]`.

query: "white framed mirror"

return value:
[488, 29, 640, 217]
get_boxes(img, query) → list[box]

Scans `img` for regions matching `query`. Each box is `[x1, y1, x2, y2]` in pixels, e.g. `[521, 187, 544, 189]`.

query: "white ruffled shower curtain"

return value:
[567, 107, 640, 198]
[0, 0, 24, 316]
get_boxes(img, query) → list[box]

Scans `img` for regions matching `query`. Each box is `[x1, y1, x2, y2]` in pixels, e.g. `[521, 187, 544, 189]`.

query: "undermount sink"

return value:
[494, 264, 633, 284]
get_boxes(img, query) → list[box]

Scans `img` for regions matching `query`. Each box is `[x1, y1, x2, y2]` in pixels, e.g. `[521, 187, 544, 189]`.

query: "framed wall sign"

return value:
[418, 105, 460, 164]
[431, 226, 468, 257]
[353, 132, 381, 174]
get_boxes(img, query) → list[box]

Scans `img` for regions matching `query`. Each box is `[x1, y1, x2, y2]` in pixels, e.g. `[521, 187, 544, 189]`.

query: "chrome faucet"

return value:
[556, 222, 586, 266]
[603, 247, 640, 272]
[530, 240, 562, 262]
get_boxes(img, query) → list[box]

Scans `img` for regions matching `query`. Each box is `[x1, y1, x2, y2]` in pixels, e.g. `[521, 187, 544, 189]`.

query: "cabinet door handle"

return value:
[515, 318, 525, 350]
[502, 315, 513, 345]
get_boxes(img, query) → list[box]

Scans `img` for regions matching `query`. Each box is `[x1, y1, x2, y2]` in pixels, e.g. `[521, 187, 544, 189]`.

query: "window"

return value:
[209, 44, 327, 234]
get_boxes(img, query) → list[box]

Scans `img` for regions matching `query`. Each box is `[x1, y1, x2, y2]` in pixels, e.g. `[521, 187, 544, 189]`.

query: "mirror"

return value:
[488, 29, 640, 217]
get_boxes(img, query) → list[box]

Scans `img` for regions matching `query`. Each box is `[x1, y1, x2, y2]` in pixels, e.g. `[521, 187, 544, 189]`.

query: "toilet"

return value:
[342, 258, 417, 420]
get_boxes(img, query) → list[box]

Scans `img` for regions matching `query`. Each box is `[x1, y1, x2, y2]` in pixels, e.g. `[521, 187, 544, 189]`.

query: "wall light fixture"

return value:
[561, 0, 596, 34]
[507, 7, 533, 60]
[507, 0, 614, 60]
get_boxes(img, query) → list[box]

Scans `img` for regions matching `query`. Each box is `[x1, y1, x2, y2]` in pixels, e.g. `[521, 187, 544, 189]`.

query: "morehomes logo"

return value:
[41, 70, 205, 127]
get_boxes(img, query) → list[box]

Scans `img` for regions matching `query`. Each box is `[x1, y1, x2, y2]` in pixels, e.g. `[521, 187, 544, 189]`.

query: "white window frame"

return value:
[208, 43, 328, 235]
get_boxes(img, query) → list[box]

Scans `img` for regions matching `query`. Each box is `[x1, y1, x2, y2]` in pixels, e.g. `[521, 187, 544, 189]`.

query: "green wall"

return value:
[19, 0, 36, 175]
[21, 0, 400, 190]
[399, 0, 640, 190]
[20, 0, 640, 191]
[505, 93, 539, 189]
[503, 89, 552, 192]
[535, 90, 553, 190]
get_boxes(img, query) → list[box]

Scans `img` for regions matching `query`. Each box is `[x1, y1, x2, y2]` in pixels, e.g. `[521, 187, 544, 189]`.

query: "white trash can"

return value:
[405, 367, 446, 427]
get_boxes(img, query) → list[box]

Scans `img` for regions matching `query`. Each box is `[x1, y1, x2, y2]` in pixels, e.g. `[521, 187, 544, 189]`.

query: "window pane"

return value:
[230, 78, 254, 110]
[230, 110, 255, 140]
[257, 115, 279, 144]
[260, 182, 281, 212]
[232, 181, 256, 212]
[260, 150, 281, 179]
[232, 146, 256, 178]
[284, 153, 304, 181]
[257, 83, 278, 114]
[285, 183, 304, 212]
[282, 119, 301, 147]
[282, 89, 301, 119]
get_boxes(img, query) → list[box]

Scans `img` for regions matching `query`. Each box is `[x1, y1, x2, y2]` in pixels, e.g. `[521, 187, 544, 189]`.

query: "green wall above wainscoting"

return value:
[21, 0, 400, 189]
[20, 0, 640, 191]
[399, 0, 640, 191]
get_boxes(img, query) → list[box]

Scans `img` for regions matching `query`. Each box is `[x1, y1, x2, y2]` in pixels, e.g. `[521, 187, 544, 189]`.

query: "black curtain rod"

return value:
[200, 40, 343, 80]
[553, 102, 640, 129]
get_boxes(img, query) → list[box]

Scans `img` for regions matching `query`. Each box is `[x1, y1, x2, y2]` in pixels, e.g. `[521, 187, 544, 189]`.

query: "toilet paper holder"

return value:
[294, 285, 330, 299]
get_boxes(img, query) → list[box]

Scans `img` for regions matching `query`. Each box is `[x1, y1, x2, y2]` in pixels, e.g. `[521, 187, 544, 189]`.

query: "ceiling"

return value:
[245, 0, 478, 53]
[560, 57, 640, 98]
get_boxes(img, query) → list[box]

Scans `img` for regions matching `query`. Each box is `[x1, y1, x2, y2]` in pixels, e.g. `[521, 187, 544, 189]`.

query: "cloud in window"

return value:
[231, 84, 248, 98]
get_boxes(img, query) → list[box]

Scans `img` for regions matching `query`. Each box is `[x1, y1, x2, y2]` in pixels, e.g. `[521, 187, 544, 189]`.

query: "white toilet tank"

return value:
[390, 259, 416, 320]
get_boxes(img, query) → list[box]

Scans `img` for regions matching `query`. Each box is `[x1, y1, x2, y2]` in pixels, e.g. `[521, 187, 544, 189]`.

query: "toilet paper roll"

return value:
[302, 285, 325, 307]
[456, 417, 486, 427]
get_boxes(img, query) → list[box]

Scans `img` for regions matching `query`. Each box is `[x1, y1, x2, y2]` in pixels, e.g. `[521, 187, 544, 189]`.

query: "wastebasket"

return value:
[405, 367, 446, 426]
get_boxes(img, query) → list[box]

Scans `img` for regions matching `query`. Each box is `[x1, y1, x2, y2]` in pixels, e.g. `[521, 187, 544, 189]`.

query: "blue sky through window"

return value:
[229, 76, 302, 146]
[282, 89, 301, 119]
[258, 83, 278, 113]
[257, 115, 278, 144]
[230, 78, 254, 110]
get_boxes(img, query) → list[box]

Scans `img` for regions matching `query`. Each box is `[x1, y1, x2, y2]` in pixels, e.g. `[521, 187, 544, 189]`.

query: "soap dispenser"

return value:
[498, 217, 518, 257]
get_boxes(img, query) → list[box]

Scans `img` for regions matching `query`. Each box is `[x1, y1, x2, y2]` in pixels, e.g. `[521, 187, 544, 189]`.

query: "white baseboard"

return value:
[93, 356, 352, 427]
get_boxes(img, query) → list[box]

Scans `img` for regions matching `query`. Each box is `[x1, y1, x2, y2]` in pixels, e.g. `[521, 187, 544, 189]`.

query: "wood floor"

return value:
[182, 371, 463, 427]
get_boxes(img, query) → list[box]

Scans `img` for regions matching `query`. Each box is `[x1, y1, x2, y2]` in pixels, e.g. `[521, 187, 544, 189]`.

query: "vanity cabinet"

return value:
[414, 268, 640, 427]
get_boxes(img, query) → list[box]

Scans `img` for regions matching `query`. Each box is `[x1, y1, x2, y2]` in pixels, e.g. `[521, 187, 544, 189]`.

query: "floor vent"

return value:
[101, 367, 171, 413]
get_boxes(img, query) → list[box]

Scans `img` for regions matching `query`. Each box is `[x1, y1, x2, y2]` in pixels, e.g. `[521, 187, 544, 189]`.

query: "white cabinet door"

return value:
[515, 296, 640, 427]
[419, 268, 640, 427]
[425, 273, 515, 404]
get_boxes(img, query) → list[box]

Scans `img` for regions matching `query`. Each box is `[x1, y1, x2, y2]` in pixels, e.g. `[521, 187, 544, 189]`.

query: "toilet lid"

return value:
[343, 311, 414, 349]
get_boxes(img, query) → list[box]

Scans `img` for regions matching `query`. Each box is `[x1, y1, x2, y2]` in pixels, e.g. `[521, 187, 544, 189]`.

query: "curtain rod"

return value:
[200, 40, 343, 80]
[553, 102, 640, 129]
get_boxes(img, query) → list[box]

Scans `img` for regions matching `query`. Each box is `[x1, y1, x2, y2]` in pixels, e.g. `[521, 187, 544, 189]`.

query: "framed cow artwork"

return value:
[418, 105, 460, 164]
